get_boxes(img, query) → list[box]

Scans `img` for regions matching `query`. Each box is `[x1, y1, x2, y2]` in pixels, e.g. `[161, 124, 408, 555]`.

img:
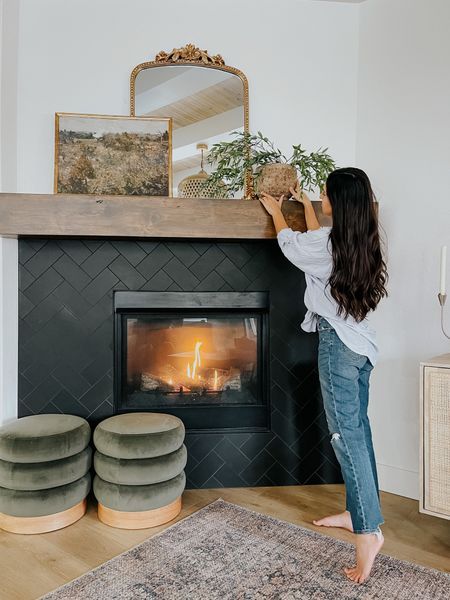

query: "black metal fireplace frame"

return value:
[113, 291, 271, 433]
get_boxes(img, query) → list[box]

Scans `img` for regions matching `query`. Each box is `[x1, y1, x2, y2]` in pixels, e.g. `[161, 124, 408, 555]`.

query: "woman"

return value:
[259, 167, 388, 584]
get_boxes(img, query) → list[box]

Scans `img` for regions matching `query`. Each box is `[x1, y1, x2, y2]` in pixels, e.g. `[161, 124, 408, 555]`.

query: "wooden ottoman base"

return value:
[0, 498, 87, 534]
[98, 495, 182, 529]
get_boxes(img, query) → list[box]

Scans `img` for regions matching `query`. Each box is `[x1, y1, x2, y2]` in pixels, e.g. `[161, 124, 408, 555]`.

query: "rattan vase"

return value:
[256, 163, 297, 198]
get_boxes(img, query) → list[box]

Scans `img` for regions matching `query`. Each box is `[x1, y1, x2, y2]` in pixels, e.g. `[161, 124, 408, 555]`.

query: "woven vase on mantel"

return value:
[256, 163, 298, 198]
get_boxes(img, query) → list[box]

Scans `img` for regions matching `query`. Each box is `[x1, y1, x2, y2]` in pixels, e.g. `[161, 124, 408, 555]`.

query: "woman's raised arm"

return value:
[289, 181, 321, 231]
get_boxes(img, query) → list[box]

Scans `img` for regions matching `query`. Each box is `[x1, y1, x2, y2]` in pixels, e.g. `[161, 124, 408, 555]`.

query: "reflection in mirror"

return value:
[134, 64, 246, 197]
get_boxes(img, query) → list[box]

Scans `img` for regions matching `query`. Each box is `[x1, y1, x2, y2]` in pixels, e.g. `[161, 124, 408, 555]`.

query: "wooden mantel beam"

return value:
[0, 193, 333, 239]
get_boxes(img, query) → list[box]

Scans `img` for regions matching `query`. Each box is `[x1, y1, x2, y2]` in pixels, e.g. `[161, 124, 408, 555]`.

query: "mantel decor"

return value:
[205, 131, 336, 199]
[54, 113, 172, 197]
[154, 43, 225, 66]
[130, 44, 251, 199]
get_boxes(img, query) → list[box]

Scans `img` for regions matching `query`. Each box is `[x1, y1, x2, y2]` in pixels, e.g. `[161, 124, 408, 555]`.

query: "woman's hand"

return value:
[259, 192, 284, 216]
[289, 180, 311, 205]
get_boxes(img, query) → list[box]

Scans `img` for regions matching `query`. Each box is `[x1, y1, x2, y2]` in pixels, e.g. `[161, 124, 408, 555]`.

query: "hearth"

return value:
[114, 291, 270, 432]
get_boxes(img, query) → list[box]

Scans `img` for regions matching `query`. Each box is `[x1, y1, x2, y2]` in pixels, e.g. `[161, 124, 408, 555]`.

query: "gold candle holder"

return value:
[438, 293, 450, 339]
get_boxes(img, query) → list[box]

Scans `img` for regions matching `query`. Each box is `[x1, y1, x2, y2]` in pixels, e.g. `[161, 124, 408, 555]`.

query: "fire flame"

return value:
[187, 341, 202, 380]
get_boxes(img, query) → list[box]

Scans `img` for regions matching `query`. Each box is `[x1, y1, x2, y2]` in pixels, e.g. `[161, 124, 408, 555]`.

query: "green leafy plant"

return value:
[204, 130, 336, 196]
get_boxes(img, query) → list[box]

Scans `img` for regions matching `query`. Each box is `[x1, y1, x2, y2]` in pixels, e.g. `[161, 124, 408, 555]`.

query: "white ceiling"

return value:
[312, 1, 367, 3]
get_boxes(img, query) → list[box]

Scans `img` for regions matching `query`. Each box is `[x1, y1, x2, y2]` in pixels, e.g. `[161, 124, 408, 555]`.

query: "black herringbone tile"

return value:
[87, 399, 114, 421]
[165, 242, 200, 267]
[81, 242, 119, 278]
[19, 240, 38, 264]
[271, 383, 301, 417]
[215, 257, 251, 289]
[240, 449, 276, 485]
[265, 462, 299, 485]
[190, 242, 210, 256]
[78, 375, 112, 412]
[271, 408, 302, 445]
[111, 241, 147, 267]
[23, 294, 61, 331]
[82, 294, 114, 333]
[27, 240, 47, 252]
[190, 245, 226, 279]
[53, 253, 91, 291]
[188, 434, 225, 462]
[163, 256, 200, 290]
[53, 281, 92, 319]
[188, 450, 225, 487]
[52, 363, 92, 398]
[18, 374, 34, 399]
[81, 354, 113, 386]
[24, 242, 63, 277]
[194, 270, 226, 291]
[18, 238, 341, 489]
[49, 389, 83, 415]
[214, 437, 251, 473]
[271, 356, 303, 395]
[213, 462, 248, 487]
[217, 243, 252, 268]
[21, 375, 61, 413]
[19, 291, 34, 318]
[83, 241, 103, 253]
[240, 431, 274, 460]
[266, 436, 302, 472]
[57, 240, 92, 265]
[18, 266, 35, 291]
[136, 241, 159, 254]
[139, 269, 173, 291]
[23, 267, 63, 305]
[136, 244, 173, 279]
[109, 255, 146, 290]
[83, 269, 119, 305]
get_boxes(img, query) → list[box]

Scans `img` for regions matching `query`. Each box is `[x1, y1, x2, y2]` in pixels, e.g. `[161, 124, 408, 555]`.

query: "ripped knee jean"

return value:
[317, 316, 384, 535]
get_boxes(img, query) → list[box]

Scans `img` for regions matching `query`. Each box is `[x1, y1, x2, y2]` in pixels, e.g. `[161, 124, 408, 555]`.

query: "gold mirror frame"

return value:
[130, 44, 250, 198]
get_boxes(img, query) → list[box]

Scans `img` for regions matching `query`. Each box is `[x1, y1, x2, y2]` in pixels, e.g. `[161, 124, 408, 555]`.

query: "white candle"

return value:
[440, 245, 447, 295]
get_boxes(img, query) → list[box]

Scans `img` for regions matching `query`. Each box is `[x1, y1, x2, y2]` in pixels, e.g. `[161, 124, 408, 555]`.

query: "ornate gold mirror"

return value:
[130, 44, 249, 198]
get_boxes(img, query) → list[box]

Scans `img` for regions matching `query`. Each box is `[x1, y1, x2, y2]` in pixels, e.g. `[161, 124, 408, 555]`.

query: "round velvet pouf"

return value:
[0, 415, 92, 534]
[93, 413, 186, 529]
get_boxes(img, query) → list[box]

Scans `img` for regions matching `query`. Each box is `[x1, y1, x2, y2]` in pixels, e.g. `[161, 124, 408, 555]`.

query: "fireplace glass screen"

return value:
[123, 314, 261, 408]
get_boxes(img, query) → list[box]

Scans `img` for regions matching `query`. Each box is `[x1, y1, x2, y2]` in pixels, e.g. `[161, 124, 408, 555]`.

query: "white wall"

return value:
[356, 0, 450, 499]
[0, 0, 19, 426]
[0, 237, 18, 426]
[14, 0, 359, 193]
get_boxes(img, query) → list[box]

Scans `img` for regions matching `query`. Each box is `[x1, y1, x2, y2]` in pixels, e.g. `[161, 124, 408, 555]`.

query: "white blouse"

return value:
[277, 226, 378, 367]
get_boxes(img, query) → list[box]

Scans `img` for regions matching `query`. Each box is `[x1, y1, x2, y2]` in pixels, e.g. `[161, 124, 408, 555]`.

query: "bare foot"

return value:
[344, 530, 384, 584]
[312, 510, 354, 532]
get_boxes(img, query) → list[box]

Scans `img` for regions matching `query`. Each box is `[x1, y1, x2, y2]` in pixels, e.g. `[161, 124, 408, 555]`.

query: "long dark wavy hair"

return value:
[325, 167, 388, 322]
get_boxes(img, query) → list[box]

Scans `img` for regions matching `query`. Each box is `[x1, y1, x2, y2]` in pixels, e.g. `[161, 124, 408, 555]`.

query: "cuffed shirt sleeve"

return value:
[276, 226, 332, 276]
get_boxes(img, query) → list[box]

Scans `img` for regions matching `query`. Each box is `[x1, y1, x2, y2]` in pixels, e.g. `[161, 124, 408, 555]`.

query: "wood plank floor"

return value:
[1, 485, 449, 600]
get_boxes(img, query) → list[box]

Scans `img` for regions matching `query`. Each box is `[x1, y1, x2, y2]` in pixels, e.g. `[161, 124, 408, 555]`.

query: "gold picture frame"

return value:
[54, 112, 173, 197]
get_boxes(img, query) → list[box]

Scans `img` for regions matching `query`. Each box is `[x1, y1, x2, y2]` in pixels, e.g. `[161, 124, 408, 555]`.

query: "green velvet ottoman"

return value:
[0, 414, 92, 534]
[93, 413, 186, 529]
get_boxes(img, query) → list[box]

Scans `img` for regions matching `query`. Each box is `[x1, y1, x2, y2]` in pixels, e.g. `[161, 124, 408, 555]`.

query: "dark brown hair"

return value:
[326, 167, 388, 322]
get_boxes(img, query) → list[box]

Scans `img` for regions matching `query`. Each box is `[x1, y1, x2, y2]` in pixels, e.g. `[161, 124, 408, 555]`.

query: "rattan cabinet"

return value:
[419, 354, 450, 520]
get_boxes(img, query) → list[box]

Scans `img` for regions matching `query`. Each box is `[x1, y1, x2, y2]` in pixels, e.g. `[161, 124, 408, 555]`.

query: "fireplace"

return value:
[19, 238, 337, 488]
[114, 291, 270, 432]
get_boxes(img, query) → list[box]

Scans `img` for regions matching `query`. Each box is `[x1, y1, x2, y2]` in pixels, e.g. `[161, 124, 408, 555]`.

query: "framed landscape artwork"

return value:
[54, 113, 172, 196]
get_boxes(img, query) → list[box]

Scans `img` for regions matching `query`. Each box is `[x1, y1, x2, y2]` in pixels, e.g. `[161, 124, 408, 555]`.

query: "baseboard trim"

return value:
[377, 462, 419, 500]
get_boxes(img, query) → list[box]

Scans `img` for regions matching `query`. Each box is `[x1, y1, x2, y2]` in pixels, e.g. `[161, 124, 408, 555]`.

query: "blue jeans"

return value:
[317, 315, 384, 534]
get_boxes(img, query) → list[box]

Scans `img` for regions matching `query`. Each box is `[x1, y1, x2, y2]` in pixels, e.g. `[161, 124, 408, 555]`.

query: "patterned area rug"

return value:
[40, 498, 449, 600]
